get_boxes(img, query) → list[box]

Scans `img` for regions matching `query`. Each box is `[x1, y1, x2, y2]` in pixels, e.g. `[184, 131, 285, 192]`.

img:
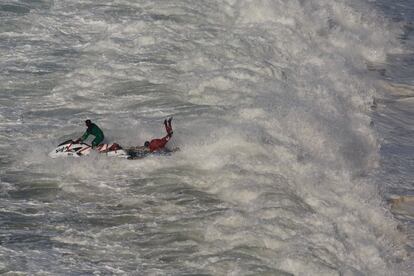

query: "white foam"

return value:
[1, 0, 411, 274]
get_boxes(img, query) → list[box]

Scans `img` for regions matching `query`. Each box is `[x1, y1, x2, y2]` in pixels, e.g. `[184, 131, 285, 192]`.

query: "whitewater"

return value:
[0, 0, 413, 275]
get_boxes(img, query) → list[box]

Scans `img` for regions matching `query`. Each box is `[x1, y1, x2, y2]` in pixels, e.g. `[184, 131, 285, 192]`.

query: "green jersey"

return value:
[81, 123, 104, 146]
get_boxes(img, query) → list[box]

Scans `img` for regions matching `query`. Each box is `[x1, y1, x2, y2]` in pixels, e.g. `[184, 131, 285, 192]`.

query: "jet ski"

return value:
[49, 139, 129, 159]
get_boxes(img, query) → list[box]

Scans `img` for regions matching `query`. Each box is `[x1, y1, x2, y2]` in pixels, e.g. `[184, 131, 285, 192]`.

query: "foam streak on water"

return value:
[0, 0, 412, 275]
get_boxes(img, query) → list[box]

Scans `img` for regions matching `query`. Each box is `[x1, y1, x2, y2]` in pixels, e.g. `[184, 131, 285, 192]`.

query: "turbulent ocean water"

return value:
[1, 0, 413, 275]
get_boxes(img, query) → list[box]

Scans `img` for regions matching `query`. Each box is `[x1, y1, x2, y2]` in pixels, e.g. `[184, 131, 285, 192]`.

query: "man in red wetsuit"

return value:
[144, 117, 173, 152]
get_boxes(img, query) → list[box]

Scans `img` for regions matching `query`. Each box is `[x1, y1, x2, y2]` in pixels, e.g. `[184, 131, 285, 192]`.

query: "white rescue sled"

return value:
[49, 139, 129, 159]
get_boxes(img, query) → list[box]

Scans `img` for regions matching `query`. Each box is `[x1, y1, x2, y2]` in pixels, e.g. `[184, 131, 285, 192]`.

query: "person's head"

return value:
[85, 119, 92, 127]
[144, 141, 150, 147]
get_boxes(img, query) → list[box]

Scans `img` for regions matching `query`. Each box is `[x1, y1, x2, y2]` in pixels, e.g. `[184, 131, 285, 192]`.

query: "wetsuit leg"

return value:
[165, 117, 173, 137]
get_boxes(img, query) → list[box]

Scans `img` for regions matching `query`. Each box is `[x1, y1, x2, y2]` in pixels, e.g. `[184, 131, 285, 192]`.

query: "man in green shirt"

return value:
[75, 119, 104, 148]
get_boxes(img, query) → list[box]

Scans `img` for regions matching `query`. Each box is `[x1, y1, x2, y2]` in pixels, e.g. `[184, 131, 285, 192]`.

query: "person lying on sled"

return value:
[145, 117, 173, 152]
[129, 117, 174, 154]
